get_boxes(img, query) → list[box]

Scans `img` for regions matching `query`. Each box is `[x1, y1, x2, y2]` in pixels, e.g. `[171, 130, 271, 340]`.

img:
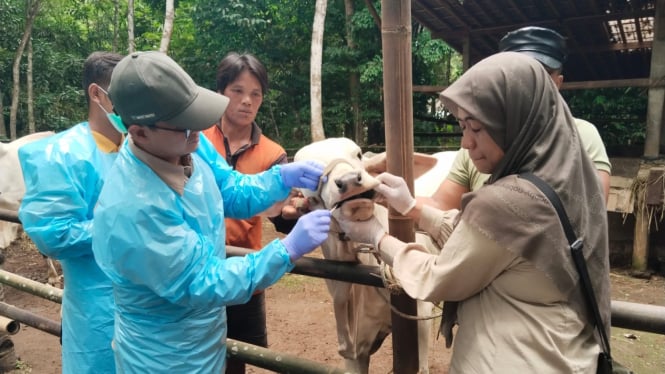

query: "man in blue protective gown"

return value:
[18, 51, 125, 374]
[91, 51, 331, 373]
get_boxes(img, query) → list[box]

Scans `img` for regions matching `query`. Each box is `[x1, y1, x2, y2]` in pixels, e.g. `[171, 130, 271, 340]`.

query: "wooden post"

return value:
[632, 168, 651, 271]
[462, 35, 471, 71]
[381, 1, 419, 373]
[646, 0, 665, 158]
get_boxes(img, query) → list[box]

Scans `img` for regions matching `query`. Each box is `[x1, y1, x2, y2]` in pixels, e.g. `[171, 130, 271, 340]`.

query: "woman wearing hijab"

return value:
[337, 52, 610, 373]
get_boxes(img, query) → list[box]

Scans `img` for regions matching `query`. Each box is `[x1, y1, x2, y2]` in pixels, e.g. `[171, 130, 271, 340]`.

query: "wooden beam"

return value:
[436, 9, 654, 40]
[413, 78, 665, 93]
[581, 41, 653, 52]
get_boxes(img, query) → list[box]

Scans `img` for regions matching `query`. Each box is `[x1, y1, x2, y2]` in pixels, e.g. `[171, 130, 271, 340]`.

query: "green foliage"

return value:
[2, 0, 647, 153]
[563, 87, 647, 149]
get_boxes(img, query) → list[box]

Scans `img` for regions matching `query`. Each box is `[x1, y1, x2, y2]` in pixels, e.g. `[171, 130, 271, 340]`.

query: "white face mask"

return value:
[97, 86, 127, 134]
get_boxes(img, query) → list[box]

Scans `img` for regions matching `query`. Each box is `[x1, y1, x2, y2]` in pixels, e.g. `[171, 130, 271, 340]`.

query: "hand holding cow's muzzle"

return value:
[374, 172, 416, 215]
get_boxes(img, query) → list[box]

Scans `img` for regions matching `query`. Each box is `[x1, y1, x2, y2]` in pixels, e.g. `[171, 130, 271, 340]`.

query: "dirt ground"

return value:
[1, 221, 664, 373]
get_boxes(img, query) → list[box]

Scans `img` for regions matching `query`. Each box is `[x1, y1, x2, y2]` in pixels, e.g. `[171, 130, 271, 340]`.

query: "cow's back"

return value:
[0, 131, 55, 248]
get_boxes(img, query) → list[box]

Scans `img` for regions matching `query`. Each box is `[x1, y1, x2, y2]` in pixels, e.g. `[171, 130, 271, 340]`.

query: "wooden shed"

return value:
[404, 0, 665, 274]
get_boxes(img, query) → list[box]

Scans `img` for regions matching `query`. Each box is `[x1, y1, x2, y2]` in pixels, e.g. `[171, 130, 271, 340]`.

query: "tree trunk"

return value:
[27, 38, 35, 134]
[344, 0, 362, 145]
[9, 0, 41, 140]
[310, 0, 327, 142]
[364, 0, 381, 29]
[113, 0, 119, 53]
[159, 0, 175, 54]
[127, 0, 135, 53]
[0, 91, 6, 139]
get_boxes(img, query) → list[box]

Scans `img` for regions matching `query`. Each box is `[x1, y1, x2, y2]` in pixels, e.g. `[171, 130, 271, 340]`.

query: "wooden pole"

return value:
[632, 168, 652, 272]
[646, 0, 665, 158]
[381, 1, 419, 373]
[462, 36, 471, 71]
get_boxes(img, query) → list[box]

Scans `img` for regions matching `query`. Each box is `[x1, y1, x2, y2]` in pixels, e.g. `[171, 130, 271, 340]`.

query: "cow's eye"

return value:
[356, 152, 362, 160]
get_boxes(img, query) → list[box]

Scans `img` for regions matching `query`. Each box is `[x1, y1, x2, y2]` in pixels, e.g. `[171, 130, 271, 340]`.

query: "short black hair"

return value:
[82, 51, 124, 104]
[215, 52, 268, 94]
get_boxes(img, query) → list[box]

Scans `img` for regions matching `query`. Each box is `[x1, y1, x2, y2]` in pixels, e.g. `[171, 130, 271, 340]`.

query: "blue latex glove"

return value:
[280, 160, 325, 191]
[281, 209, 331, 261]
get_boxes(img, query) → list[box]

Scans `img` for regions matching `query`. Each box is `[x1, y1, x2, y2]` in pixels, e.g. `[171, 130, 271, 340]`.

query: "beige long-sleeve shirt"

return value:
[379, 205, 599, 373]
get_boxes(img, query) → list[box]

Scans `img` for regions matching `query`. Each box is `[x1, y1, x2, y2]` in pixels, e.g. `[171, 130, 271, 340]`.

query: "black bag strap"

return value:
[519, 173, 612, 358]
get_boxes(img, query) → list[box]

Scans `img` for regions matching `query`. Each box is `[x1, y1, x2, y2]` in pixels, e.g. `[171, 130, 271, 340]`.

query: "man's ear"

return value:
[88, 84, 103, 104]
[554, 74, 564, 89]
[127, 125, 148, 143]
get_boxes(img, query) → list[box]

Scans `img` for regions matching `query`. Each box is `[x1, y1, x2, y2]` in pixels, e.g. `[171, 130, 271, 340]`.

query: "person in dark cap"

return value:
[420, 26, 611, 211]
[499, 26, 567, 73]
[91, 51, 331, 373]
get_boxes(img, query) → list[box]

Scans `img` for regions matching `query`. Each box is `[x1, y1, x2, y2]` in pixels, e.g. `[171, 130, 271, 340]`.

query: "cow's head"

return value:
[294, 138, 378, 222]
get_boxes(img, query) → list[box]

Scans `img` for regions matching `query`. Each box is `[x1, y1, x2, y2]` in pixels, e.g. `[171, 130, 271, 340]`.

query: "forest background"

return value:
[0, 0, 649, 154]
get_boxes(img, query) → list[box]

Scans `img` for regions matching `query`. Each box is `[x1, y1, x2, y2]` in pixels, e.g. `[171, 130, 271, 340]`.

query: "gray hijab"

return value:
[440, 52, 610, 338]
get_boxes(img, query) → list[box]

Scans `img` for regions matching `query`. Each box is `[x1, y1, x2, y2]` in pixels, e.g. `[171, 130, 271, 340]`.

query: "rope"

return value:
[351, 243, 443, 321]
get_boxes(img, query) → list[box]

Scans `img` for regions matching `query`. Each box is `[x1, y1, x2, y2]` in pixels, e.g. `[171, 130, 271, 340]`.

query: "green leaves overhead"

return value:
[5, 0, 642, 155]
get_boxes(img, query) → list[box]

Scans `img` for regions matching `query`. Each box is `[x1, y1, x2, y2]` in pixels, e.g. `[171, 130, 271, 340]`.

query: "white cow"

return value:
[0, 131, 61, 288]
[294, 138, 456, 374]
[0, 132, 55, 249]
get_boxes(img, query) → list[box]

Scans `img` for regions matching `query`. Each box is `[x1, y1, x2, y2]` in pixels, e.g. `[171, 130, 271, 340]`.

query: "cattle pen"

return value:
[0, 206, 664, 373]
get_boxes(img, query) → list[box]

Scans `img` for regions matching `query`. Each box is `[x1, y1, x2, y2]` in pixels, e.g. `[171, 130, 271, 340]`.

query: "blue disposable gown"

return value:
[92, 135, 295, 373]
[18, 123, 116, 374]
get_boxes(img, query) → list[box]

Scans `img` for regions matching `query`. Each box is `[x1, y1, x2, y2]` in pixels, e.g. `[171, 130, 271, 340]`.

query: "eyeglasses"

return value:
[147, 125, 192, 139]
[98, 85, 192, 139]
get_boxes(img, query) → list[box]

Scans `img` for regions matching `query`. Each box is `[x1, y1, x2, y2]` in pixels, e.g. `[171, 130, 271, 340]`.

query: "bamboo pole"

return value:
[0, 302, 350, 373]
[227, 339, 351, 374]
[0, 269, 62, 304]
[0, 316, 20, 335]
[381, 1, 419, 372]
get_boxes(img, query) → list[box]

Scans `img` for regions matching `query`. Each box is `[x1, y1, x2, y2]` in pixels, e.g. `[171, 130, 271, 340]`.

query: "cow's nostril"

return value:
[335, 179, 347, 194]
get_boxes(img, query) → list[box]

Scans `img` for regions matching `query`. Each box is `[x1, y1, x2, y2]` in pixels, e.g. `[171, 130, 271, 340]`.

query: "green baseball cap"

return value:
[108, 51, 229, 131]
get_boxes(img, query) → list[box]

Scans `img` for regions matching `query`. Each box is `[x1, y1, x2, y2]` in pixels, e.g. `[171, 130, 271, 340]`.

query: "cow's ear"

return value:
[362, 152, 438, 179]
[362, 152, 386, 177]
[413, 153, 438, 179]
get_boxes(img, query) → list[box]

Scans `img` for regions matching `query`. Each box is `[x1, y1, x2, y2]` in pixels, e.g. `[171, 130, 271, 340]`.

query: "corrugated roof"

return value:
[411, 0, 656, 82]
